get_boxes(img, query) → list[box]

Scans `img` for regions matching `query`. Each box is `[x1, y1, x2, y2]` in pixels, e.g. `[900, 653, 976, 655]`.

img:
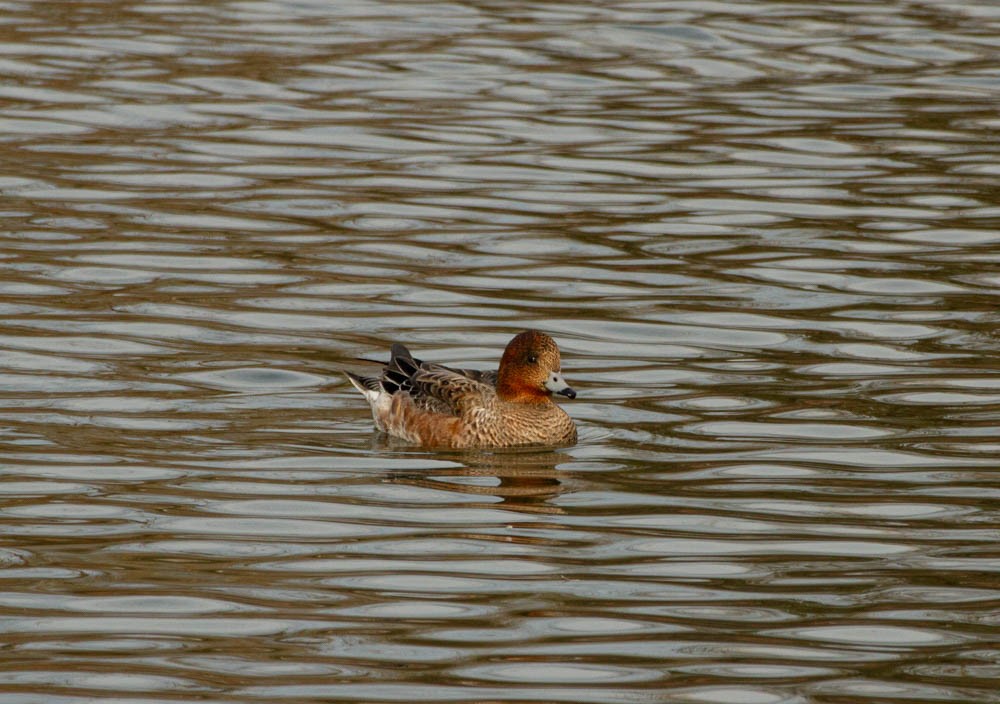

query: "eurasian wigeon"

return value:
[346, 330, 577, 449]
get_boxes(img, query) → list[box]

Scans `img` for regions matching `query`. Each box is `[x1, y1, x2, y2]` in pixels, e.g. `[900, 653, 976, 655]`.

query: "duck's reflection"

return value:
[381, 445, 568, 514]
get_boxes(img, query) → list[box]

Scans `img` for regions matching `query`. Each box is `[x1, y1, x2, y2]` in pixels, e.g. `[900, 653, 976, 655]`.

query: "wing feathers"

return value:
[355, 343, 496, 417]
[410, 364, 492, 415]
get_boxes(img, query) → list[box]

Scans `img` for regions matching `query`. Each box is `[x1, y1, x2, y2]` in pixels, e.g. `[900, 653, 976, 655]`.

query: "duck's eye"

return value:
[527, 354, 538, 364]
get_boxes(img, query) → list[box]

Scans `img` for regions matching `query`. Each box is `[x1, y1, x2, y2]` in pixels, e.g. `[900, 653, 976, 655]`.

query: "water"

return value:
[1, 0, 999, 702]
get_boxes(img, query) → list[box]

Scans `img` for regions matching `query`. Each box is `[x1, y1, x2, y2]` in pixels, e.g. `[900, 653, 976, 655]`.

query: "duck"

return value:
[346, 330, 577, 449]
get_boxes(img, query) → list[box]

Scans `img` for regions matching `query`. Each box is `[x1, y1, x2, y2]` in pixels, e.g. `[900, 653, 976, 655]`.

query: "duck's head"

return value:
[496, 330, 576, 403]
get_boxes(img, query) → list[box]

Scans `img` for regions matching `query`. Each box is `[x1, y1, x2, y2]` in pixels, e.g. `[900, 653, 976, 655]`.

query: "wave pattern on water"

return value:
[1, 0, 999, 702]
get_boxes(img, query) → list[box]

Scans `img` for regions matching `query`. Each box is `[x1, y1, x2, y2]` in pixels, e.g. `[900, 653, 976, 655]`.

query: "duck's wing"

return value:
[409, 363, 494, 417]
[449, 367, 498, 386]
[380, 343, 422, 396]
[384, 344, 497, 387]
[356, 344, 497, 388]
[377, 344, 490, 416]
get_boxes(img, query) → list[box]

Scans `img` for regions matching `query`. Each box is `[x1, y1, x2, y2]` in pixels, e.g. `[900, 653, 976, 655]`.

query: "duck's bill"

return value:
[546, 372, 577, 399]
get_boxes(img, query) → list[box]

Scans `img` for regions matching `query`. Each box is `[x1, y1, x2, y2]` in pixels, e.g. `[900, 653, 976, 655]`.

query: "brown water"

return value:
[1, 0, 999, 702]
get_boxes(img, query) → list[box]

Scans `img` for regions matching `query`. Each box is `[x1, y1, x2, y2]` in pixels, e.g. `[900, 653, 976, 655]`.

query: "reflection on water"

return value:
[1, 0, 999, 702]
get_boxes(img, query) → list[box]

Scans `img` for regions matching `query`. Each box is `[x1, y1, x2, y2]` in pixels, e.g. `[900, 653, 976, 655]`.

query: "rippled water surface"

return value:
[2, 0, 999, 702]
